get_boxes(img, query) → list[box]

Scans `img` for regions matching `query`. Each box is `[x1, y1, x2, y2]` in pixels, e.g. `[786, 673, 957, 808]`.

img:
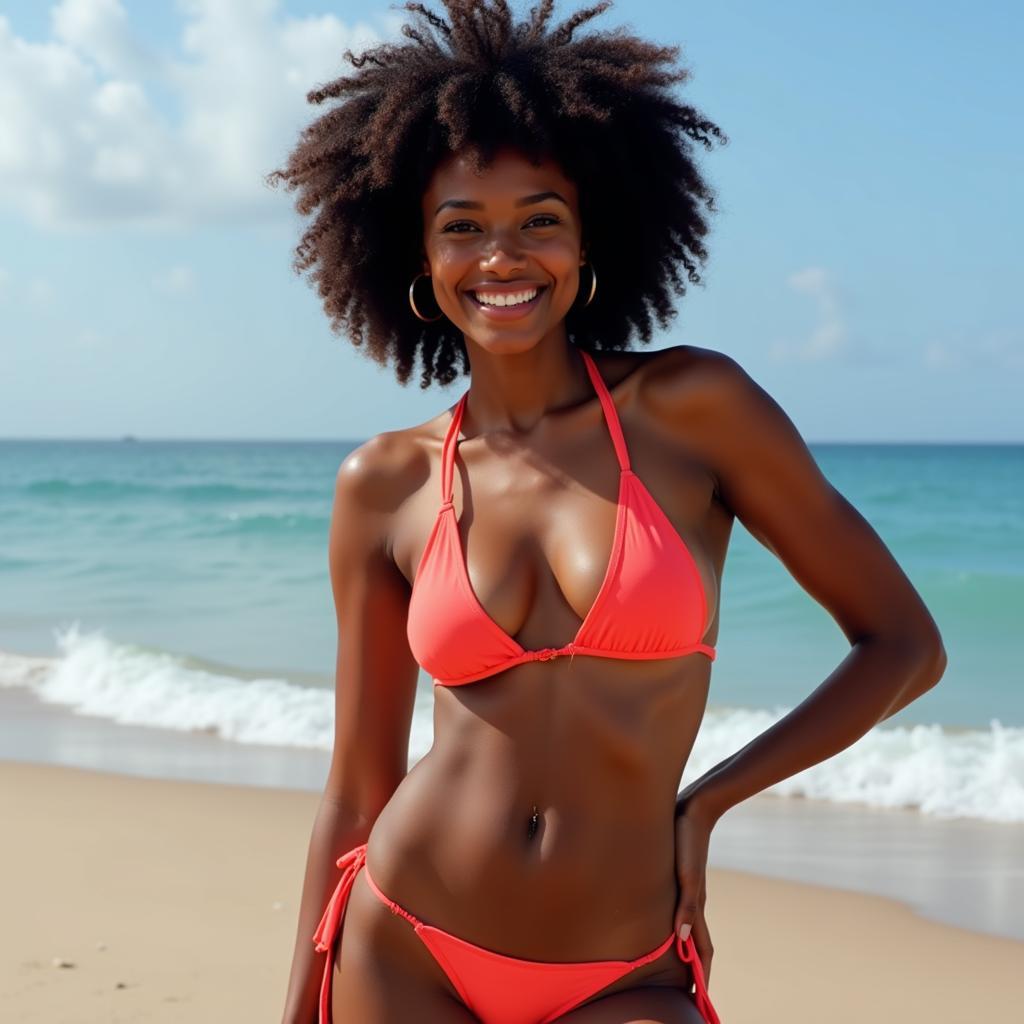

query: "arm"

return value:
[280, 434, 421, 1024]
[670, 350, 947, 824]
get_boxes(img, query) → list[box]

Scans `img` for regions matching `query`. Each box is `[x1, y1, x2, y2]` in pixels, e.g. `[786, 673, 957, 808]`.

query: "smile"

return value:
[466, 286, 547, 320]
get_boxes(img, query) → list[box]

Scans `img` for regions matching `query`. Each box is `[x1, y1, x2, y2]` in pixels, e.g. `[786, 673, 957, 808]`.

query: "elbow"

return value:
[864, 616, 947, 703]
[904, 621, 948, 698]
[923, 634, 948, 690]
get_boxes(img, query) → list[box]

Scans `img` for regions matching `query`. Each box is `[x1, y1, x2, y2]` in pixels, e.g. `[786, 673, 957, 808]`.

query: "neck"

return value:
[460, 337, 593, 437]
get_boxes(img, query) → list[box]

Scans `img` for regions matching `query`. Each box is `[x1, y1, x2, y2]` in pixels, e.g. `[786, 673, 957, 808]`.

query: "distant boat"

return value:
[120, 435, 139, 443]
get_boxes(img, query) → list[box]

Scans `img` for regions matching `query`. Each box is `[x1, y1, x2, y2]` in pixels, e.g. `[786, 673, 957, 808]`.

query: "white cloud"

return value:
[770, 266, 848, 362]
[52, 0, 154, 79]
[152, 265, 196, 294]
[0, 0, 397, 230]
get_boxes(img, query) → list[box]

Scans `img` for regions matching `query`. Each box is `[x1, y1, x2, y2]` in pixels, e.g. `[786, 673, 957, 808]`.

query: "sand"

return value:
[2, 758, 1021, 1024]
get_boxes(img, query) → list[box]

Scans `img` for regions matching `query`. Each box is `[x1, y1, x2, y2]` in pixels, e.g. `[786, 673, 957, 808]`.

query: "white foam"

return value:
[684, 705, 1024, 823]
[0, 624, 435, 759]
[2, 625, 1021, 822]
[0, 623, 340, 749]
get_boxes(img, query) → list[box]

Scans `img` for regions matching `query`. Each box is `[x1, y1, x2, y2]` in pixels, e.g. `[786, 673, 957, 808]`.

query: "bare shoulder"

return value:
[636, 342, 752, 414]
[633, 343, 831, 530]
[629, 344, 753, 487]
[637, 343, 793, 456]
[334, 405, 454, 507]
[335, 427, 420, 511]
[332, 407, 455, 548]
[639, 342, 827, 527]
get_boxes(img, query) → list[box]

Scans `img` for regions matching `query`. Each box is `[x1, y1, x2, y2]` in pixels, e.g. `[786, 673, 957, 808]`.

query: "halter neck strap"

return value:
[440, 391, 468, 506]
[579, 349, 631, 472]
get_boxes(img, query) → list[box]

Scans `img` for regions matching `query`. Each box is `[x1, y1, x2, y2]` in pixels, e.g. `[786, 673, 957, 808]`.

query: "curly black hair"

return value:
[265, 0, 727, 389]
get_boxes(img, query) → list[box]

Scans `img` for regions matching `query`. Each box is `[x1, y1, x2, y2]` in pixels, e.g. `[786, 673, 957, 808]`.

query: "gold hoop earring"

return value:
[409, 273, 444, 322]
[581, 262, 597, 307]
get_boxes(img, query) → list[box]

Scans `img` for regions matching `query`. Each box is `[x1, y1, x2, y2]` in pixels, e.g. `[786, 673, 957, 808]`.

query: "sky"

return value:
[0, 0, 1020, 443]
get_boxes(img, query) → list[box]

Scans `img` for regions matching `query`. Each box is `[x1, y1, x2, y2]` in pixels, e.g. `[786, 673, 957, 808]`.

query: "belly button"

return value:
[527, 804, 541, 840]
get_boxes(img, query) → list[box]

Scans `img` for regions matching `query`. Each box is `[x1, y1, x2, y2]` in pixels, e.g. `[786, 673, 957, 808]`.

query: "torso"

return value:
[365, 344, 733, 960]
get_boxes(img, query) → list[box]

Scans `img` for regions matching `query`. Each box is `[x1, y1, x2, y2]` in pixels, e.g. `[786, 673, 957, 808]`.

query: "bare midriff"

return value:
[364, 652, 712, 963]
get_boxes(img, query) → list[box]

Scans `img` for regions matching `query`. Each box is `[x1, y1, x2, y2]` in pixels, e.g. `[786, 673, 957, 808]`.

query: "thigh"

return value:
[553, 985, 708, 1024]
[329, 868, 479, 1023]
[333, 971, 476, 1024]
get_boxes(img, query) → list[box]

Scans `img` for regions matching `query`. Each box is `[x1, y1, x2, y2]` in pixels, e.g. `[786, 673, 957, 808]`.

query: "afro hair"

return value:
[265, 0, 728, 388]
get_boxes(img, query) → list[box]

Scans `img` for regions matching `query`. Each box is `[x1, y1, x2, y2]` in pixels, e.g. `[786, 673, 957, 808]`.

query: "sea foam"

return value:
[0, 623, 335, 750]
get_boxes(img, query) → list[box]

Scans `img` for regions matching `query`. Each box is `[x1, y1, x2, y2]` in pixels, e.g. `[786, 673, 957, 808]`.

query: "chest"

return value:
[402, 429, 719, 650]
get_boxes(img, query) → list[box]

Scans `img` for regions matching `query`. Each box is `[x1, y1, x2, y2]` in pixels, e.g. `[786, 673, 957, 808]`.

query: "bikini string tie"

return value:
[676, 931, 721, 1024]
[312, 842, 368, 954]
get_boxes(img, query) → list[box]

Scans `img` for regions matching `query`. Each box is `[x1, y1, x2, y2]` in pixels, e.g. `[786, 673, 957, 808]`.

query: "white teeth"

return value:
[474, 288, 539, 307]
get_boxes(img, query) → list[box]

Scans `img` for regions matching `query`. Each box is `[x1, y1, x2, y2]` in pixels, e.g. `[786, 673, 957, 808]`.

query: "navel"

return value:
[526, 803, 541, 841]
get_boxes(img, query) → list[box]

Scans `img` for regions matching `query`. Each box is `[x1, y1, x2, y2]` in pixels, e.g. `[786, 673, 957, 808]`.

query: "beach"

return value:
[3, 752, 1022, 1024]
[2, 0, 1021, 1012]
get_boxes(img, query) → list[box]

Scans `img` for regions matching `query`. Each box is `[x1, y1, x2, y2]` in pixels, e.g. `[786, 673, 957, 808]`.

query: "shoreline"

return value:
[2, 758, 1021, 1023]
[3, 684, 1024, 946]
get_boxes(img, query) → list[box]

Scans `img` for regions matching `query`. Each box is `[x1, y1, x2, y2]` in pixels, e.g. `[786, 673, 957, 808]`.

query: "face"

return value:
[419, 146, 586, 354]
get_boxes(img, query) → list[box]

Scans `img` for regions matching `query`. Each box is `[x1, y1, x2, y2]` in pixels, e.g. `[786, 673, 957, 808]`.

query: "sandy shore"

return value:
[2, 759, 1021, 1023]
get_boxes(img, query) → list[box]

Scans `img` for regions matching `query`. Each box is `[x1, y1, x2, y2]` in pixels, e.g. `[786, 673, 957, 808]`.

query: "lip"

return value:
[465, 284, 548, 321]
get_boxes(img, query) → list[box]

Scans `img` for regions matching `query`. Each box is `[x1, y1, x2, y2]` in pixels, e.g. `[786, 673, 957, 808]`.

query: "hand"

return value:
[673, 795, 717, 984]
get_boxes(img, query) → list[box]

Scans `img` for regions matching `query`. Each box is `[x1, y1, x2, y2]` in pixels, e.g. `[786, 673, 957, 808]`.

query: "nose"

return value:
[480, 230, 526, 274]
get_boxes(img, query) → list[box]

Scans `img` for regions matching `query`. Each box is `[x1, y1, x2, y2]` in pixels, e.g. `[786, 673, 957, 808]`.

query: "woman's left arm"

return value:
[673, 347, 948, 824]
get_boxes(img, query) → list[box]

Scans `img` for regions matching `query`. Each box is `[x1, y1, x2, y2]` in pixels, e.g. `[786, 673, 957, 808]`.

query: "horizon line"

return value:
[1, 436, 1022, 446]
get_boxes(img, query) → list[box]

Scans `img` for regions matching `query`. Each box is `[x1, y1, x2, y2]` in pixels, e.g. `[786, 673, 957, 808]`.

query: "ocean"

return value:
[1, 438, 1022, 824]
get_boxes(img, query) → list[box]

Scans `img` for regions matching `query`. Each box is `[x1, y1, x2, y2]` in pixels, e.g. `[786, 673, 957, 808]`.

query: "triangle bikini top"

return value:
[407, 348, 717, 687]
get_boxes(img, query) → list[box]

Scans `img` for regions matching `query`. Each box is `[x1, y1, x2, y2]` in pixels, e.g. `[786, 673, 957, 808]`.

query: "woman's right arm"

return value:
[280, 434, 421, 1024]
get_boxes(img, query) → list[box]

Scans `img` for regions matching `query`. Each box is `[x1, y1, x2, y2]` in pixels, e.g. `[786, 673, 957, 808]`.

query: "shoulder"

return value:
[335, 428, 420, 507]
[631, 344, 784, 503]
[332, 406, 457, 542]
[634, 343, 754, 413]
[636, 344, 831, 530]
[635, 343, 786, 445]
[626, 343, 766, 444]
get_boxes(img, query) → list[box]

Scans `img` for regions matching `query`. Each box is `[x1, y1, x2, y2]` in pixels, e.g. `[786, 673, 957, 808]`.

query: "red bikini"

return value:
[407, 348, 716, 686]
[314, 349, 721, 1023]
[314, 843, 720, 1024]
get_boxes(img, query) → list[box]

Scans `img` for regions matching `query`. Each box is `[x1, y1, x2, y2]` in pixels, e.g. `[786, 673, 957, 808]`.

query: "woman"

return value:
[272, 3, 947, 1022]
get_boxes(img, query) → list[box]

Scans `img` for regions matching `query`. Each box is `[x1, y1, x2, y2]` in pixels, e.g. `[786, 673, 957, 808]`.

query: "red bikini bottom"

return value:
[313, 842, 721, 1024]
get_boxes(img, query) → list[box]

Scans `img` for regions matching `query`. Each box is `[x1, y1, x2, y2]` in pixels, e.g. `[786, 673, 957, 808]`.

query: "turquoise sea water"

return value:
[1, 439, 1021, 821]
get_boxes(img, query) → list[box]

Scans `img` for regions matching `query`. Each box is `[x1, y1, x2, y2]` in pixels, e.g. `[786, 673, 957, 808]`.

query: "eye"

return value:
[441, 214, 562, 233]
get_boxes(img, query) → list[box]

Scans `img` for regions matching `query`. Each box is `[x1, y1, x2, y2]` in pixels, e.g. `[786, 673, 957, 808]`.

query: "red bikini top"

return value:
[407, 349, 716, 687]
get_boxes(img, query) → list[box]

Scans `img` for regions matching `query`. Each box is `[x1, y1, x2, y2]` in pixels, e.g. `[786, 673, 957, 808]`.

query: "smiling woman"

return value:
[268, 3, 945, 1024]
[267, 4, 732, 1021]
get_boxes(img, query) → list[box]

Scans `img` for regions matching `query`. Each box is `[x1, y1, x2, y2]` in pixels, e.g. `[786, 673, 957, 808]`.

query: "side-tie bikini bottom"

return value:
[313, 842, 721, 1024]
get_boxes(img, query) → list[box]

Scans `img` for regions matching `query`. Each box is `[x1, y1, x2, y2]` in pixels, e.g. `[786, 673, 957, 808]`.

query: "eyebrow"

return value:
[434, 191, 569, 217]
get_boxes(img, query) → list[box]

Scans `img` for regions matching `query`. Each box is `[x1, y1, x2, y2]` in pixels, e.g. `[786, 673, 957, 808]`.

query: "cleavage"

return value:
[455, 454, 621, 647]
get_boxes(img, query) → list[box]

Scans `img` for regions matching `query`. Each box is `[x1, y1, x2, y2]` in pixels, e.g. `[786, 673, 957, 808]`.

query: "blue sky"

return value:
[0, 0, 1020, 442]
